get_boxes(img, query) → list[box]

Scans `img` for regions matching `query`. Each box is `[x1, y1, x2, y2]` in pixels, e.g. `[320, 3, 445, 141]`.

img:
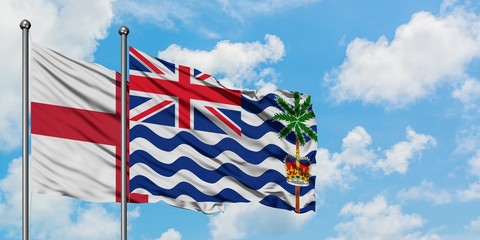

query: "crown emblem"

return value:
[284, 154, 311, 187]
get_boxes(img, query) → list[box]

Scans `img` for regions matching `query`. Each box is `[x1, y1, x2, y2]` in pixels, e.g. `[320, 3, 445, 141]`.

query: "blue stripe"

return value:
[240, 119, 296, 144]
[130, 95, 150, 110]
[131, 124, 290, 165]
[130, 176, 315, 212]
[129, 55, 150, 72]
[130, 150, 317, 195]
[130, 176, 250, 202]
[157, 57, 176, 73]
[241, 94, 280, 114]
[131, 150, 302, 194]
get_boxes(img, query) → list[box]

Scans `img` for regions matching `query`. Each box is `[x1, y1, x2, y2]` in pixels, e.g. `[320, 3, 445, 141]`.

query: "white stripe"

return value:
[31, 135, 116, 202]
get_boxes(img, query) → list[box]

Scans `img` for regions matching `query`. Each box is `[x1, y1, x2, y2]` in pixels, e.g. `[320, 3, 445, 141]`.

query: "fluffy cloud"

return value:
[326, 7, 480, 108]
[465, 217, 480, 233]
[452, 78, 480, 112]
[117, 0, 319, 29]
[457, 182, 480, 202]
[396, 180, 452, 205]
[0, 0, 114, 151]
[375, 127, 436, 175]
[456, 150, 480, 202]
[155, 228, 182, 240]
[328, 196, 434, 240]
[115, 0, 194, 29]
[209, 203, 314, 240]
[315, 126, 375, 190]
[157, 34, 285, 90]
[0, 158, 119, 239]
[317, 126, 435, 190]
[455, 125, 480, 154]
[467, 150, 480, 177]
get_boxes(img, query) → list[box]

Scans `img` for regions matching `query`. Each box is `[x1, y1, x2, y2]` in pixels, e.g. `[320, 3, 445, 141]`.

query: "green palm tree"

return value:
[273, 92, 317, 162]
[273, 91, 317, 213]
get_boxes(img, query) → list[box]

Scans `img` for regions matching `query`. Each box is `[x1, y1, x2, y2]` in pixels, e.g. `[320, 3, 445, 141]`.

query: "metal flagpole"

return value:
[119, 25, 129, 240]
[20, 19, 31, 240]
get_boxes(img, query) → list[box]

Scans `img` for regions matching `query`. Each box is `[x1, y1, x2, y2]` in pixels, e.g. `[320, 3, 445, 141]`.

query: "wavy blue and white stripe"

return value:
[129, 91, 317, 214]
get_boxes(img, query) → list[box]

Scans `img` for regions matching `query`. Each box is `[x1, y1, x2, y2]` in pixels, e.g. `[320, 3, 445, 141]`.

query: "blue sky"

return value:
[1, 0, 480, 239]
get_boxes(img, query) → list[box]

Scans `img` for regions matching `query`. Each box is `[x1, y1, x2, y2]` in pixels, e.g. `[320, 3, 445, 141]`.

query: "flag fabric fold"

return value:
[30, 42, 122, 202]
[128, 47, 317, 213]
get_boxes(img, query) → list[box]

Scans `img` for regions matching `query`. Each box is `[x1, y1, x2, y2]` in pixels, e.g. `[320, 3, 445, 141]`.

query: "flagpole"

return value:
[119, 25, 129, 240]
[20, 19, 31, 240]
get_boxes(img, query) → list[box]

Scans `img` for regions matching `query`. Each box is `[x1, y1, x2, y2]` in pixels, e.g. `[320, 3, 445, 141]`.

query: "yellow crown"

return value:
[283, 155, 311, 187]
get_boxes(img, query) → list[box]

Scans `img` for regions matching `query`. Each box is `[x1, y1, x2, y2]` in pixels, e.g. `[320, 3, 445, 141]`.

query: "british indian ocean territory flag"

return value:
[128, 47, 317, 213]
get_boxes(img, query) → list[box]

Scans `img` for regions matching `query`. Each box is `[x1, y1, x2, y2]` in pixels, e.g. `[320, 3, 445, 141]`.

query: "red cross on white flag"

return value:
[30, 42, 122, 202]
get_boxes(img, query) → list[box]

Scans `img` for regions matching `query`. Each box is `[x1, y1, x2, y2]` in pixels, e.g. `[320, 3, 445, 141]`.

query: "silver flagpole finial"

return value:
[20, 19, 31, 30]
[119, 26, 129, 36]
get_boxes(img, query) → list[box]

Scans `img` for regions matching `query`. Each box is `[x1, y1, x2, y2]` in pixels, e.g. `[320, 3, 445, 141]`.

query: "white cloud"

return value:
[115, 0, 194, 29]
[218, 0, 318, 21]
[375, 127, 436, 175]
[0, 0, 114, 151]
[455, 125, 480, 154]
[468, 150, 480, 177]
[452, 78, 480, 111]
[457, 182, 480, 202]
[396, 180, 452, 205]
[340, 126, 377, 167]
[317, 126, 435, 190]
[328, 196, 430, 240]
[116, 0, 319, 38]
[403, 232, 442, 240]
[456, 148, 480, 202]
[158, 34, 285, 89]
[316, 126, 375, 190]
[128, 206, 141, 219]
[326, 8, 480, 108]
[209, 203, 314, 240]
[155, 228, 182, 240]
[0, 158, 119, 239]
[316, 148, 354, 190]
[465, 217, 480, 233]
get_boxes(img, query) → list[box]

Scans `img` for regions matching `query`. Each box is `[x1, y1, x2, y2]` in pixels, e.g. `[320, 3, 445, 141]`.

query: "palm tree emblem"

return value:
[273, 91, 317, 212]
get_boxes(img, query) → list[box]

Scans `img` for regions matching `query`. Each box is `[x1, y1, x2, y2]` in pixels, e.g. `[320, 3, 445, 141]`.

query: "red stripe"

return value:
[114, 72, 123, 203]
[129, 46, 164, 75]
[31, 103, 120, 145]
[130, 193, 148, 203]
[131, 100, 173, 121]
[205, 106, 241, 136]
[178, 65, 191, 129]
[130, 75, 241, 105]
[196, 73, 211, 81]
